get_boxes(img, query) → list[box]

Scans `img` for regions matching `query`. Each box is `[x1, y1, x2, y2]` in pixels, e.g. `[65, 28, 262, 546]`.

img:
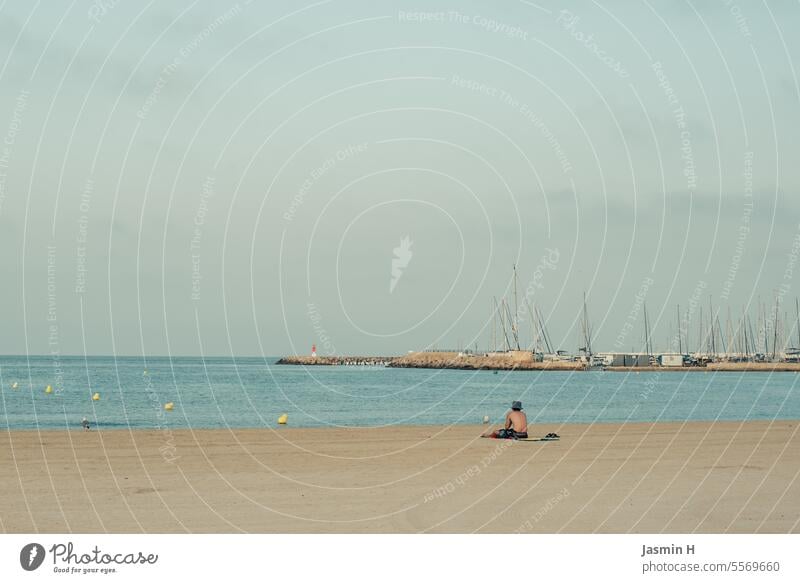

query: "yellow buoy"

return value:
[11, 382, 18, 389]
[92, 393, 100, 401]
[45, 385, 53, 394]
[164, 402, 174, 411]
[277, 413, 288, 425]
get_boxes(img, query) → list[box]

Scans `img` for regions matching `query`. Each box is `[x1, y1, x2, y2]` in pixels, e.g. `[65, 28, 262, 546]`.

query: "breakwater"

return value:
[388, 351, 583, 371]
[706, 362, 800, 372]
[276, 352, 583, 371]
[276, 353, 800, 372]
[276, 356, 396, 366]
[601, 362, 800, 372]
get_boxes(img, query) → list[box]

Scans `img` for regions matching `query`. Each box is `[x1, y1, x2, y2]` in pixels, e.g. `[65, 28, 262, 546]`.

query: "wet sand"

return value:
[1, 420, 797, 533]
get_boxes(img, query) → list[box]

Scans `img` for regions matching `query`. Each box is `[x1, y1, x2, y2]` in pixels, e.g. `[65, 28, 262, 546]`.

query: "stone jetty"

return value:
[275, 356, 396, 367]
[276, 353, 800, 372]
[705, 361, 800, 372]
[388, 351, 584, 371]
[276, 352, 583, 370]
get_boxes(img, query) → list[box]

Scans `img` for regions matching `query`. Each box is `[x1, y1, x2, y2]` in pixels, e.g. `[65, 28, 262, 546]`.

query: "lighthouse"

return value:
[311, 344, 317, 357]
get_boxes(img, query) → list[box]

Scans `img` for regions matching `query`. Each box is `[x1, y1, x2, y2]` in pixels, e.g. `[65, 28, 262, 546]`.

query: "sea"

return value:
[0, 355, 798, 431]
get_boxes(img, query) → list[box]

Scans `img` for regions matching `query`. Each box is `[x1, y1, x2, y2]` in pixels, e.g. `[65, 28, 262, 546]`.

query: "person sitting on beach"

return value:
[81, 417, 91, 431]
[482, 401, 528, 439]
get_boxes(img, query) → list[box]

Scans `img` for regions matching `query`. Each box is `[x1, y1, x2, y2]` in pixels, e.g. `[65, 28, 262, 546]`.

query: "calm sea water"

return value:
[0, 356, 798, 431]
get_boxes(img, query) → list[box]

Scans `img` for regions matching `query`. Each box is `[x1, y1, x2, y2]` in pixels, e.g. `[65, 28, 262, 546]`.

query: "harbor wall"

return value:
[388, 351, 584, 371]
[276, 354, 800, 372]
[706, 362, 800, 372]
[276, 356, 395, 366]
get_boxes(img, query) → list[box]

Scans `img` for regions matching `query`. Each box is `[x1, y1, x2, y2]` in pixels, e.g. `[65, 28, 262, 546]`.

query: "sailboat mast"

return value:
[583, 292, 592, 357]
[491, 297, 497, 352]
[500, 299, 509, 351]
[677, 304, 682, 354]
[525, 298, 538, 353]
[773, 296, 780, 361]
[742, 309, 749, 359]
[538, 307, 554, 354]
[498, 299, 505, 351]
[698, 306, 703, 356]
[726, 306, 733, 359]
[685, 306, 691, 353]
[708, 296, 714, 356]
[783, 310, 788, 353]
[796, 297, 800, 349]
[512, 265, 520, 350]
[708, 296, 717, 360]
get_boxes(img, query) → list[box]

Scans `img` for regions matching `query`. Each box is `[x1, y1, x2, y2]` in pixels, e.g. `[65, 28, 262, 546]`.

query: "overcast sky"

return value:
[0, 0, 798, 357]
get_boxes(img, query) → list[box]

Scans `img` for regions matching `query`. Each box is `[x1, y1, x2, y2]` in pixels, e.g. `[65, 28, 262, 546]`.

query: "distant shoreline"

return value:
[277, 353, 800, 372]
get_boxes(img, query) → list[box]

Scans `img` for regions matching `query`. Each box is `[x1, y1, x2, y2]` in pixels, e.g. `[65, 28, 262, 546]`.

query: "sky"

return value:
[0, 0, 798, 357]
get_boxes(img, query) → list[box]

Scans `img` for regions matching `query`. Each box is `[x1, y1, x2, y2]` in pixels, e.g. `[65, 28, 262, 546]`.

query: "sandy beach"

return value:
[1, 420, 797, 533]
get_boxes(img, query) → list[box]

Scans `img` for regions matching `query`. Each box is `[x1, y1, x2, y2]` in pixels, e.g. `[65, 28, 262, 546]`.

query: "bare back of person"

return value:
[506, 409, 527, 433]
[481, 401, 529, 439]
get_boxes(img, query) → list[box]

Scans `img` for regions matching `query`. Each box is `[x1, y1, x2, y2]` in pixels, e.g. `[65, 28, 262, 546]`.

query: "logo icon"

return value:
[20, 543, 46, 571]
[390, 236, 413, 293]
